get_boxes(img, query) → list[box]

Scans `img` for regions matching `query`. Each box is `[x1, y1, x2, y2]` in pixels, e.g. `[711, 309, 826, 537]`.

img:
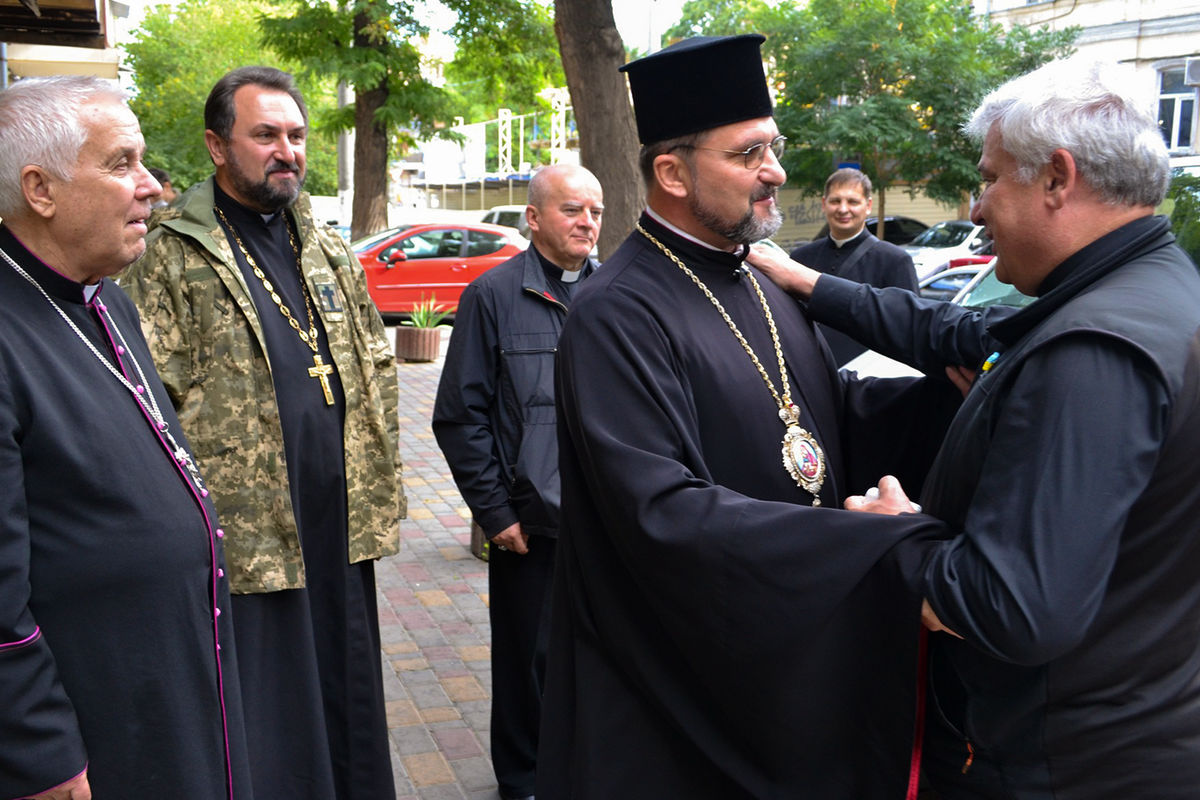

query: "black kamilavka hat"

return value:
[620, 34, 773, 145]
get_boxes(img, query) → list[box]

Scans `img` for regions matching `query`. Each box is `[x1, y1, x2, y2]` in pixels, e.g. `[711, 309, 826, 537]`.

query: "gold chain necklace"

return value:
[636, 223, 826, 504]
[215, 205, 335, 406]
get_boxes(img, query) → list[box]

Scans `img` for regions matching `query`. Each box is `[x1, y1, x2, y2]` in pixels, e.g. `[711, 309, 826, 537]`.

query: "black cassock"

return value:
[538, 214, 958, 799]
[214, 189, 393, 800]
[0, 227, 250, 798]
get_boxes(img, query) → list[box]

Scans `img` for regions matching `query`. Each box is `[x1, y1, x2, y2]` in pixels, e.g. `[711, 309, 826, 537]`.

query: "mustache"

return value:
[266, 160, 299, 176]
[751, 185, 777, 203]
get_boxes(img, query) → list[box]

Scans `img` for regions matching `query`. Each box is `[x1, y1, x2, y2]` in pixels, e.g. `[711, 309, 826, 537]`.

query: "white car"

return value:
[480, 205, 530, 239]
[841, 259, 1033, 378]
[903, 220, 989, 280]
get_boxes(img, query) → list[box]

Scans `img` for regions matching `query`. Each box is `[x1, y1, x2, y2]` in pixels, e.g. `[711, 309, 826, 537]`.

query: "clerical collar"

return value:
[213, 181, 289, 229]
[0, 224, 100, 306]
[644, 207, 746, 255]
[831, 228, 866, 248]
[988, 215, 1169, 347]
[532, 244, 586, 282]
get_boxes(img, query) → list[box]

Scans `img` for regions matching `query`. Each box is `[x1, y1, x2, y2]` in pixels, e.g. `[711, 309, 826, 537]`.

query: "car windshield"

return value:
[909, 221, 975, 248]
[352, 225, 412, 253]
[960, 267, 1035, 310]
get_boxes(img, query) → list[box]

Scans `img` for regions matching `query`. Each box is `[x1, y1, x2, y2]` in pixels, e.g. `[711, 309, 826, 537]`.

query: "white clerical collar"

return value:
[831, 228, 866, 248]
[83, 283, 102, 302]
[645, 207, 741, 254]
[559, 266, 584, 283]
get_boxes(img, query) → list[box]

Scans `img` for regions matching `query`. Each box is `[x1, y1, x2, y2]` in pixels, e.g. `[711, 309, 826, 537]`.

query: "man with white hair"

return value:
[0, 76, 250, 799]
[751, 58, 1200, 798]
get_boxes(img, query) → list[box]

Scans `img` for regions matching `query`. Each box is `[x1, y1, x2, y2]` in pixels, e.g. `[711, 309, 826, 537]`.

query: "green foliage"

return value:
[674, 0, 1078, 205]
[665, 0, 773, 39]
[125, 0, 338, 194]
[1167, 171, 1200, 268]
[259, 0, 455, 151]
[442, 0, 564, 123]
[403, 294, 450, 327]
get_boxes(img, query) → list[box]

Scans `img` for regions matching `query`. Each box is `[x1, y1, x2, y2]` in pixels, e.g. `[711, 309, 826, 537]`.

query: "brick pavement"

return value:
[378, 326, 503, 800]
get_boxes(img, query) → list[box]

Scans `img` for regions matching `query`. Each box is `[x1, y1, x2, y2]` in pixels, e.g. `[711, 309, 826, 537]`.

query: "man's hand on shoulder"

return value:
[746, 243, 821, 299]
[491, 522, 529, 555]
[27, 770, 91, 800]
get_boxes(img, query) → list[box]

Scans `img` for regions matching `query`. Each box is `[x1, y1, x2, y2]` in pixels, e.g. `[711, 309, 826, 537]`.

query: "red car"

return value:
[353, 222, 528, 317]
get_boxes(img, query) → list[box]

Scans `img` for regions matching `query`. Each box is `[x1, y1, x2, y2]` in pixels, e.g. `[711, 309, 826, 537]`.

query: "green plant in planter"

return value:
[404, 295, 450, 328]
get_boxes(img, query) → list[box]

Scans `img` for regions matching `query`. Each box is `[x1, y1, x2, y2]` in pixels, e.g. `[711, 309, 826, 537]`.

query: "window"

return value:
[381, 229, 463, 261]
[1159, 68, 1196, 152]
[466, 231, 506, 257]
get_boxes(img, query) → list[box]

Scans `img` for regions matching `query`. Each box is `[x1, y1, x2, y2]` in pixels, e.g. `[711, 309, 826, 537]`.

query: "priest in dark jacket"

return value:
[750, 57, 1200, 800]
[537, 35, 962, 800]
[790, 168, 918, 365]
[0, 77, 250, 799]
[433, 163, 603, 800]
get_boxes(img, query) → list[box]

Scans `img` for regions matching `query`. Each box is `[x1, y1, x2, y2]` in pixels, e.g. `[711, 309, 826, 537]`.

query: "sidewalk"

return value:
[378, 325, 502, 800]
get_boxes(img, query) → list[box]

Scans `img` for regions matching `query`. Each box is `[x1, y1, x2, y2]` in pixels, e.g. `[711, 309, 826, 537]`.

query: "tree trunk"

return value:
[554, 0, 643, 261]
[874, 187, 886, 241]
[351, 11, 389, 240]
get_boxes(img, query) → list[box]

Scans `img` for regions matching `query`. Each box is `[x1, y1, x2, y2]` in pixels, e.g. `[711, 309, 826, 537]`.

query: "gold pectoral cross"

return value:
[308, 353, 336, 406]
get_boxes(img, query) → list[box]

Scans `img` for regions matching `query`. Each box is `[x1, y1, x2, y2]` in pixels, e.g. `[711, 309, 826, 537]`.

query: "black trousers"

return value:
[489, 534, 556, 799]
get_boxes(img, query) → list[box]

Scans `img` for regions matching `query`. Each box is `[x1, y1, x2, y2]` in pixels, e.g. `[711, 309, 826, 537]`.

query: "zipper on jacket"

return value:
[524, 286, 567, 313]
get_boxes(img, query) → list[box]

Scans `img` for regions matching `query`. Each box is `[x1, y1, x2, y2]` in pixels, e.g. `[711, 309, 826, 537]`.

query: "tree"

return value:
[261, 0, 454, 238]
[125, 0, 338, 195]
[762, 0, 1077, 225]
[665, 0, 772, 40]
[553, 0, 642, 259]
[443, 0, 564, 122]
[1167, 171, 1200, 268]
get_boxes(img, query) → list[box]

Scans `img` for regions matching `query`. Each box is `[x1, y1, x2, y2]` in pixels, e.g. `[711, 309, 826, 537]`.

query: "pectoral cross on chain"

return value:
[308, 353, 336, 406]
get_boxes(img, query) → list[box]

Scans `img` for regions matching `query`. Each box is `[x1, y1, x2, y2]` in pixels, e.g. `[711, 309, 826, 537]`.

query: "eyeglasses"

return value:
[672, 135, 787, 170]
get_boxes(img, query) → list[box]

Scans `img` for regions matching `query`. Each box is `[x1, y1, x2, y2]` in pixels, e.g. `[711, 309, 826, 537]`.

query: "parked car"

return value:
[918, 263, 987, 303]
[353, 222, 528, 318]
[903, 220, 990, 279]
[842, 258, 1033, 377]
[813, 215, 929, 246]
[480, 204, 530, 238]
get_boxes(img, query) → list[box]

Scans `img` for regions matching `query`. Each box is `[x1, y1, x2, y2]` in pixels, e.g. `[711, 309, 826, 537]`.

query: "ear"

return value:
[653, 153, 692, 200]
[19, 165, 56, 220]
[1044, 148, 1077, 210]
[525, 204, 539, 234]
[204, 130, 227, 167]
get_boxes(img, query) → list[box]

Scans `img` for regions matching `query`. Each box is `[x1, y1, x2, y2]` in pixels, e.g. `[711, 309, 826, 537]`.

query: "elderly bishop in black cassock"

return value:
[537, 35, 961, 799]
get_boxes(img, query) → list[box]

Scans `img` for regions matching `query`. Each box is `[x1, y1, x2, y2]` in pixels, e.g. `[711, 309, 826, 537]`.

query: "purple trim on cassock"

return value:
[0, 626, 40, 650]
[91, 299, 237, 800]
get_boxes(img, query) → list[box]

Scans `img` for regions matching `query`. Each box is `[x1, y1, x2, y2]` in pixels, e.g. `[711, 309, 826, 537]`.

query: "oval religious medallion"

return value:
[782, 424, 826, 505]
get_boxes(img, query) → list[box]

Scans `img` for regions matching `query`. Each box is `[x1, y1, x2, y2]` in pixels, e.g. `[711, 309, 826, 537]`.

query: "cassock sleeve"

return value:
[810, 274, 1009, 372]
[556, 294, 947, 670]
[918, 336, 1167, 664]
[0, 371, 89, 797]
[838, 371, 963, 499]
[431, 282, 519, 537]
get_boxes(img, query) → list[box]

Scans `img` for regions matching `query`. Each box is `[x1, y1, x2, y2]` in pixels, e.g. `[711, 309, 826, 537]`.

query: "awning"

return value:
[0, 0, 107, 49]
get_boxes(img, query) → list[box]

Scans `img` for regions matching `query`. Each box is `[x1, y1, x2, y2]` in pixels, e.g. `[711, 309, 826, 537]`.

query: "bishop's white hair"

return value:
[0, 74, 128, 218]
[964, 58, 1170, 207]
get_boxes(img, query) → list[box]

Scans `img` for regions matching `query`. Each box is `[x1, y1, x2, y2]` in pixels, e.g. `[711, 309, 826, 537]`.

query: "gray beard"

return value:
[225, 151, 305, 213]
[689, 192, 783, 245]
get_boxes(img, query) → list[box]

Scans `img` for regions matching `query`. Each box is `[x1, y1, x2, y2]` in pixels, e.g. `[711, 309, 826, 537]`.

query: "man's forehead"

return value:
[826, 181, 868, 199]
[702, 116, 777, 141]
[234, 87, 305, 127]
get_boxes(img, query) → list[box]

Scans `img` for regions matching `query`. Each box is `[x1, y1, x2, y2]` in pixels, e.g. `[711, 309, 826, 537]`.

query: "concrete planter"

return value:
[395, 325, 442, 363]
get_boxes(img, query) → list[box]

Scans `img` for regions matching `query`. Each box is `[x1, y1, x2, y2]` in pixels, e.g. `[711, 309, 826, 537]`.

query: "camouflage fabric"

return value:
[121, 177, 405, 594]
